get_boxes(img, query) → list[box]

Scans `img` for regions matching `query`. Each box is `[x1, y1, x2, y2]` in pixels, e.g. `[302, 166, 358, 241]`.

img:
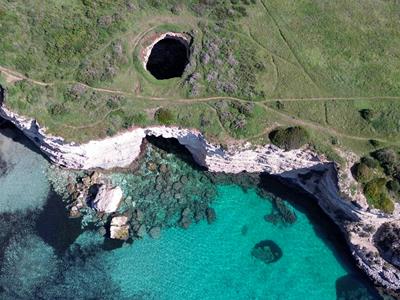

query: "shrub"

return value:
[359, 108, 375, 121]
[269, 126, 310, 151]
[371, 148, 398, 175]
[364, 178, 394, 213]
[369, 139, 381, 148]
[352, 162, 373, 183]
[48, 103, 67, 116]
[155, 108, 174, 125]
[360, 156, 379, 169]
[387, 180, 400, 194]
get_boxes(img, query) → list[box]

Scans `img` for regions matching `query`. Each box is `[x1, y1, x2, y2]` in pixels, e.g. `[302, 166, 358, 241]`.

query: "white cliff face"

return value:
[0, 106, 323, 172]
[1, 104, 399, 294]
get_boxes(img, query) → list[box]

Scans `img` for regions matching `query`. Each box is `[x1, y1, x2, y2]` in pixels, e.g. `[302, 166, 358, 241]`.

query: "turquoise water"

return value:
[0, 127, 379, 299]
[98, 185, 348, 299]
[0, 127, 49, 212]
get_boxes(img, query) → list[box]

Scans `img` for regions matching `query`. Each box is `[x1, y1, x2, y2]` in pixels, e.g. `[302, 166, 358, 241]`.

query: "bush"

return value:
[387, 180, 400, 194]
[359, 108, 375, 121]
[48, 103, 68, 116]
[369, 139, 381, 148]
[371, 148, 398, 175]
[155, 108, 174, 125]
[352, 162, 373, 183]
[360, 156, 379, 169]
[269, 126, 310, 151]
[364, 178, 394, 213]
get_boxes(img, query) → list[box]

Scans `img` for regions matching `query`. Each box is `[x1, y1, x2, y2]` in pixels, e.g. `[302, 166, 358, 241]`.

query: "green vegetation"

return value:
[0, 0, 400, 160]
[371, 148, 399, 176]
[352, 148, 400, 213]
[269, 126, 310, 151]
[363, 178, 394, 214]
[155, 107, 175, 125]
[352, 163, 374, 184]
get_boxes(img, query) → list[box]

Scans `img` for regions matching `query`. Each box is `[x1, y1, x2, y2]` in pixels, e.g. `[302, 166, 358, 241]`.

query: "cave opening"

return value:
[146, 37, 189, 80]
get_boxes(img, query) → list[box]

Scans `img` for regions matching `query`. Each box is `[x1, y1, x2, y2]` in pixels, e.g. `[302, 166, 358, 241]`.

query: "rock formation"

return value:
[0, 103, 399, 295]
[92, 185, 123, 213]
[110, 215, 130, 240]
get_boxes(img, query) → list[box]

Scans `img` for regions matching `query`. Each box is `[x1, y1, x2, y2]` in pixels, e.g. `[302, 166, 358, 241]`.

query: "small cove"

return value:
[0, 124, 381, 299]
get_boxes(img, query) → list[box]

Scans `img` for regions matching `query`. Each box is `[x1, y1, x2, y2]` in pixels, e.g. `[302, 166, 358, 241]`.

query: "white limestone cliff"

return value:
[0, 104, 399, 295]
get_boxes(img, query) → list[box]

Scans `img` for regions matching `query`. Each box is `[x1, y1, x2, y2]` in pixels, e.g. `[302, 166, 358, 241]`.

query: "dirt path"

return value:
[263, 105, 393, 144]
[2, 65, 400, 103]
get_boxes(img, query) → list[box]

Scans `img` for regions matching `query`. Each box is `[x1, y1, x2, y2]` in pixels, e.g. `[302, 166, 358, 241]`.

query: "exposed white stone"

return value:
[110, 215, 129, 240]
[92, 185, 123, 213]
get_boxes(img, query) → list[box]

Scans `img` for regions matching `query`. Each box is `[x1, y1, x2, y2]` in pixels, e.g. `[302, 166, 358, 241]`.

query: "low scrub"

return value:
[371, 148, 399, 176]
[364, 178, 394, 214]
[155, 108, 174, 125]
[352, 162, 373, 183]
[269, 126, 310, 151]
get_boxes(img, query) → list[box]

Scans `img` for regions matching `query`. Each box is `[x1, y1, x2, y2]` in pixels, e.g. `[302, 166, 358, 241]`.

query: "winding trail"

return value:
[2, 65, 399, 103]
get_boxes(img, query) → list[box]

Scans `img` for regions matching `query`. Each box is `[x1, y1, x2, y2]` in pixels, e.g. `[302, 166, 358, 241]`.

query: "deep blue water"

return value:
[0, 126, 381, 299]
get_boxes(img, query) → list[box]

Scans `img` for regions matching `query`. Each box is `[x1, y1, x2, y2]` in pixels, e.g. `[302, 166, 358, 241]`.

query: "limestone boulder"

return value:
[110, 215, 130, 240]
[92, 185, 123, 213]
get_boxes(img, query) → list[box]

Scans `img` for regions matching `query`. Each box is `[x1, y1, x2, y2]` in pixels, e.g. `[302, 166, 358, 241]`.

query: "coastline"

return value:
[0, 103, 399, 297]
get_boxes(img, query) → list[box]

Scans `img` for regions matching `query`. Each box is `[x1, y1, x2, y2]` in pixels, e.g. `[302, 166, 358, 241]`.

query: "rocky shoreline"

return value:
[0, 104, 399, 297]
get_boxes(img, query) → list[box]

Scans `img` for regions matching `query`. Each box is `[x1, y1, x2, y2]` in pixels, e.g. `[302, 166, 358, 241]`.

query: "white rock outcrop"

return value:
[92, 185, 123, 213]
[110, 215, 130, 240]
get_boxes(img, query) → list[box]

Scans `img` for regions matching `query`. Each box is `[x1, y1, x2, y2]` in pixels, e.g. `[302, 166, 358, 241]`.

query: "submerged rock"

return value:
[251, 240, 282, 264]
[336, 274, 375, 300]
[149, 226, 161, 239]
[274, 198, 296, 224]
[136, 224, 147, 238]
[179, 216, 192, 229]
[146, 161, 157, 172]
[92, 185, 123, 213]
[0, 155, 7, 176]
[205, 207, 216, 224]
[241, 225, 249, 236]
[159, 164, 168, 174]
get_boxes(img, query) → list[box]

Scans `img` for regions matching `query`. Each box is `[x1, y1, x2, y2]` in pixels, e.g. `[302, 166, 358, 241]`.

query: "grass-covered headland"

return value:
[1, 1, 400, 211]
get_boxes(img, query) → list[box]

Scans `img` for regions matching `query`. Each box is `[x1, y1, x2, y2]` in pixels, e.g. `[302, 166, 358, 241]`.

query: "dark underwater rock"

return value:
[179, 216, 192, 229]
[251, 240, 282, 264]
[241, 225, 249, 236]
[0, 154, 7, 177]
[263, 213, 280, 225]
[335, 274, 375, 300]
[136, 224, 146, 238]
[264, 198, 297, 226]
[205, 207, 216, 224]
[149, 226, 161, 239]
[274, 198, 297, 224]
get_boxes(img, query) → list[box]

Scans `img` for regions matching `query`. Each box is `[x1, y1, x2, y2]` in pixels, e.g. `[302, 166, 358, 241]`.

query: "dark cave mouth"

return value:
[146, 37, 189, 80]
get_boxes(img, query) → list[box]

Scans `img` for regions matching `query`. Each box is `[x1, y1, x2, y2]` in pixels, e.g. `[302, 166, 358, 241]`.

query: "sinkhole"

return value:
[146, 36, 189, 80]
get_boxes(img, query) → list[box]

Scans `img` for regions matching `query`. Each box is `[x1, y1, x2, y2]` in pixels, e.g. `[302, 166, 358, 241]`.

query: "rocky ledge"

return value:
[0, 104, 399, 296]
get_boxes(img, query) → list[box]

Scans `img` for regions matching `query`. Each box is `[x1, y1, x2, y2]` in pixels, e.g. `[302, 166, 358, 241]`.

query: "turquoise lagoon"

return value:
[0, 126, 380, 299]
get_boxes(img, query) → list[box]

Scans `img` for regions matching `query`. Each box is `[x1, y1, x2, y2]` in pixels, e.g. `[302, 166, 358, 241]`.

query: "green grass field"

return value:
[1, 0, 400, 160]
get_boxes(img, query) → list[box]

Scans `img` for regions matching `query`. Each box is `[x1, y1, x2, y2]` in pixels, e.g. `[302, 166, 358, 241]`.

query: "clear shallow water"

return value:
[0, 128, 380, 299]
[0, 127, 50, 212]
[99, 185, 349, 299]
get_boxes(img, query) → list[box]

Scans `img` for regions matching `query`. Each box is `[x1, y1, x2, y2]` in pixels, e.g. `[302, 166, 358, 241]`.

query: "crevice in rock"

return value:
[145, 135, 205, 170]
